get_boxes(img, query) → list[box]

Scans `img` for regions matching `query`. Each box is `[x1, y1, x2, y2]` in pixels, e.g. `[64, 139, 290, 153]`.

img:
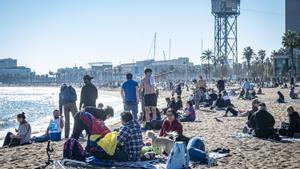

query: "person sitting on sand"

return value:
[289, 87, 299, 99]
[31, 110, 64, 142]
[116, 112, 143, 161]
[248, 103, 276, 139]
[211, 91, 233, 110]
[159, 108, 183, 137]
[179, 101, 196, 122]
[175, 95, 183, 110]
[279, 106, 300, 137]
[3, 112, 31, 147]
[277, 91, 285, 103]
[162, 97, 177, 114]
[206, 89, 218, 106]
[257, 87, 263, 95]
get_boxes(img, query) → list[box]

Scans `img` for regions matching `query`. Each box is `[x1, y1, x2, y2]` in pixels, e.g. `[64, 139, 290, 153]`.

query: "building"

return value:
[273, 0, 300, 77]
[286, 0, 300, 34]
[88, 62, 113, 84]
[113, 57, 200, 83]
[0, 58, 17, 68]
[0, 58, 31, 83]
[286, 0, 300, 75]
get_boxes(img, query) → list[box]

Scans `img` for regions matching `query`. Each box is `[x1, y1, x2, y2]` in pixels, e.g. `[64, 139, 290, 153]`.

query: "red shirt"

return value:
[159, 119, 183, 137]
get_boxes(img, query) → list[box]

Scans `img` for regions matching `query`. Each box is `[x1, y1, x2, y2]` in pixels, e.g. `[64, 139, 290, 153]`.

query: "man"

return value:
[198, 76, 206, 91]
[59, 84, 77, 138]
[217, 77, 225, 93]
[248, 103, 276, 139]
[140, 68, 157, 122]
[121, 73, 139, 119]
[116, 112, 143, 161]
[31, 110, 64, 142]
[79, 75, 98, 110]
[242, 79, 251, 98]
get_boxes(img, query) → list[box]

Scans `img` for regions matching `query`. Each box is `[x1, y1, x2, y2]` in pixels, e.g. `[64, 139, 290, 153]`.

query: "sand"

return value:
[0, 85, 300, 169]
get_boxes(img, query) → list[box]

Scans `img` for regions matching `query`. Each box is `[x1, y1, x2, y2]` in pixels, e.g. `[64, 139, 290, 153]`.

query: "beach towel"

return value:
[86, 156, 161, 169]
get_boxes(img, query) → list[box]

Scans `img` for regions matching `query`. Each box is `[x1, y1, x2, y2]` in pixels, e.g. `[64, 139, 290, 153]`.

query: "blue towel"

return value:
[86, 156, 160, 169]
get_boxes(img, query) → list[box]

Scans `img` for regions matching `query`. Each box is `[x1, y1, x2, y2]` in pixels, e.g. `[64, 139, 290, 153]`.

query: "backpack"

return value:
[63, 138, 86, 162]
[166, 142, 190, 169]
[61, 86, 77, 103]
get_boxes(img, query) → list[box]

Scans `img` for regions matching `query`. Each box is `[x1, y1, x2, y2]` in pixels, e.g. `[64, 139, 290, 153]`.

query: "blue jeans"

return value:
[187, 137, 207, 163]
[124, 101, 138, 119]
[32, 134, 50, 143]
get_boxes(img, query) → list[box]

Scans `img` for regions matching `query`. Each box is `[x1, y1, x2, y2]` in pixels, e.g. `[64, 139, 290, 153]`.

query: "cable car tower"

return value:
[211, 0, 240, 65]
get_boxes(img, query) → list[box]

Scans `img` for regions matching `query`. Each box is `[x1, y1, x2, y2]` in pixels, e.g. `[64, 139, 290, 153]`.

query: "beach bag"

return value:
[166, 142, 190, 169]
[63, 138, 86, 162]
[89, 131, 118, 156]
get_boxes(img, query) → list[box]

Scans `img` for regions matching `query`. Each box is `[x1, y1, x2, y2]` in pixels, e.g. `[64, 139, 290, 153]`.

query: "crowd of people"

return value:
[2, 69, 300, 168]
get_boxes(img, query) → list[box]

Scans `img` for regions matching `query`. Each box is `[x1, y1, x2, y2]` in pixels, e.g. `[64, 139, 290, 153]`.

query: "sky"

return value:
[0, 0, 285, 74]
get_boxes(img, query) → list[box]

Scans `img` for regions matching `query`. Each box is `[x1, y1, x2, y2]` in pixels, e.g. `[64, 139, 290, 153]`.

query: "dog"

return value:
[146, 131, 175, 155]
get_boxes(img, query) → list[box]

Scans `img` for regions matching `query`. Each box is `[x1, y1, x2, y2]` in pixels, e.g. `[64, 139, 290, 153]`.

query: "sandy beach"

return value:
[0, 85, 300, 169]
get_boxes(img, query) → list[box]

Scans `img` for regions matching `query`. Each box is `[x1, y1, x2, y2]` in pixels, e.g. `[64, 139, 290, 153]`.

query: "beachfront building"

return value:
[0, 58, 31, 83]
[113, 57, 200, 83]
[88, 62, 113, 85]
[56, 66, 87, 84]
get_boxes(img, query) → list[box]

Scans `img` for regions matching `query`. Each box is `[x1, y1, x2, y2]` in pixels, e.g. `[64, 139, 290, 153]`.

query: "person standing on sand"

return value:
[79, 75, 98, 110]
[121, 73, 139, 119]
[140, 68, 157, 122]
[59, 84, 77, 139]
[217, 77, 225, 93]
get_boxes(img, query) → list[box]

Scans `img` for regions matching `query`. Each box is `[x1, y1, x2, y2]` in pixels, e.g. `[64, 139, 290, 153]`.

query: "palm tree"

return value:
[257, 50, 266, 78]
[243, 46, 255, 75]
[258, 50, 266, 63]
[201, 49, 213, 79]
[282, 30, 300, 76]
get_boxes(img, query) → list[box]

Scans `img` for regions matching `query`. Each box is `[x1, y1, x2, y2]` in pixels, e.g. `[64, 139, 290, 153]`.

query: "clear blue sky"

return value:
[0, 0, 285, 74]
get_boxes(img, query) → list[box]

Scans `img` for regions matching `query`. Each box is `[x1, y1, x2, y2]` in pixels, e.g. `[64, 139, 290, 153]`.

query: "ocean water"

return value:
[0, 86, 123, 144]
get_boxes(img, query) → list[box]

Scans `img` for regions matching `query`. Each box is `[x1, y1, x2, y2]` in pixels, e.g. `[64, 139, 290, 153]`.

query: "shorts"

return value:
[144, 93, 157, 107]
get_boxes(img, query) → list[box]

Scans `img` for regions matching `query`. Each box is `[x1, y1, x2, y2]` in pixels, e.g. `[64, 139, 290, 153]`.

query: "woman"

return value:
[3, 112, 31, 147]
[279, 106, 300, 137]
[159, 108, 183, 137]
[277, 91, 285, 103]
[180, 101, 196, 122]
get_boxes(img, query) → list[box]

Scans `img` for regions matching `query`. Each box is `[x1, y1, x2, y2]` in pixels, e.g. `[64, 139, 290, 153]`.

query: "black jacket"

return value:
[288, 111, 300, 136]
[80, 83, 98, 108]
[250, 110, 275, 131]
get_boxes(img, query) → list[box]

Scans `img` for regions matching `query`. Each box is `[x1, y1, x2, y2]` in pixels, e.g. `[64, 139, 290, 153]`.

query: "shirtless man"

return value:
[140, 68, 157, 122]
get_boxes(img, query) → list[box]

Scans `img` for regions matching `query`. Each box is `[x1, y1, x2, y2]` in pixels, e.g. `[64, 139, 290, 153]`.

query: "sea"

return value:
[0, 86, 123, 145]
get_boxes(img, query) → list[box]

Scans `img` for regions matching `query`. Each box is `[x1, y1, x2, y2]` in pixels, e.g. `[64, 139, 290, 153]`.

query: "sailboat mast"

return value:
[153, 32, 157, 60]
[168, 39, 171, 60]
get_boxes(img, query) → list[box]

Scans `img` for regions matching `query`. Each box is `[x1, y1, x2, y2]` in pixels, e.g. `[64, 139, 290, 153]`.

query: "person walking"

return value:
[121, 73, 139, 119]
[79, 75, 98, 110]
[59, 84, 77, 138]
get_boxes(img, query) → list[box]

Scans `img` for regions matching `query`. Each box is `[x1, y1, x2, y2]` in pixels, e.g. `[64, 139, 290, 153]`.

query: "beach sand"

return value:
[0, 85, 300, 169]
